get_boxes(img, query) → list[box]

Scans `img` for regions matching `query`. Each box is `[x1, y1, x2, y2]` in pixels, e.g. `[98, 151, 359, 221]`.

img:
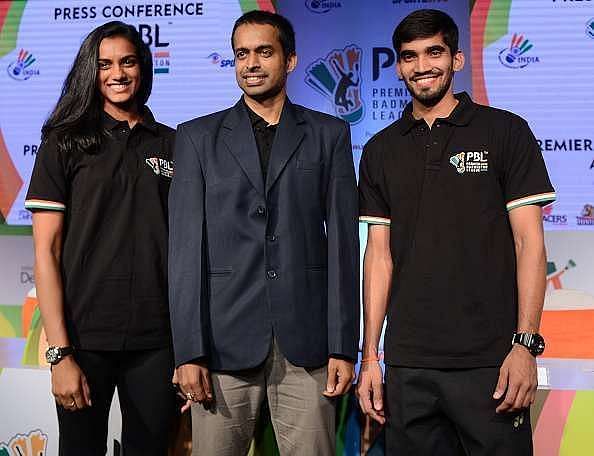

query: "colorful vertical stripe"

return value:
[0, 0, 27, 58]
[238, 0, 276, 14]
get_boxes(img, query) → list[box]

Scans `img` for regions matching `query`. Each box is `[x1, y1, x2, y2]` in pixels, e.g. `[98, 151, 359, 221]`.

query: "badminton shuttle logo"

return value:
[7, 49, 39, 81]
[305, 45, 364, 124]
[498, 34, 539, 69]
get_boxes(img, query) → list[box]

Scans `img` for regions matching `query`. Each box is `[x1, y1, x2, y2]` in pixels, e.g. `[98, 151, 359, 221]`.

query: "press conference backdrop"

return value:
[0, 0, 593, 455]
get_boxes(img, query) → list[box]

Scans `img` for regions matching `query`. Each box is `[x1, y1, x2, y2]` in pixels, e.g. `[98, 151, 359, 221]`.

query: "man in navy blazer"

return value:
[169, 10, 359, 455]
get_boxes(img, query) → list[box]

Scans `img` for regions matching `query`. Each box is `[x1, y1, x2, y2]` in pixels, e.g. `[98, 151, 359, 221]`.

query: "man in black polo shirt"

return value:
[356, 9, 554, 455]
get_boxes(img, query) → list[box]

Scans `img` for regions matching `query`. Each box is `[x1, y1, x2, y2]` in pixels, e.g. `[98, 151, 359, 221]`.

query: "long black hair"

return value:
[42, 21, 153, 153]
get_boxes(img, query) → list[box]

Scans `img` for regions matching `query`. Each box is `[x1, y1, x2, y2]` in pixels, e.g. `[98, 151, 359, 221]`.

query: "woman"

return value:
[26, 21, 176, 455]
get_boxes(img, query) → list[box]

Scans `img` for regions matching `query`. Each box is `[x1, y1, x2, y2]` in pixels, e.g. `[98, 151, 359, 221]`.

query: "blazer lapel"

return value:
[221, 100, 265, 195]
[265, 100, 305, 195]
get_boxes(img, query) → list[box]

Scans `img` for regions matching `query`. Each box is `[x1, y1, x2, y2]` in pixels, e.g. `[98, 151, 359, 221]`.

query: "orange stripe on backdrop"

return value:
[0, 128, 24, 219]
[540, 310, 594, 359]
[470, 0, 490, 105]
[533, 390, 576, 456]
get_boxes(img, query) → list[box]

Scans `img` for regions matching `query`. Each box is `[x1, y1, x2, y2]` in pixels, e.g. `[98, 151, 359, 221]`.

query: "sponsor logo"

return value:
[20, 266, 34, 285]
[449, 151, 489, 174]
[547, 259, 576, 291]
[154, 50, 170, 74]
[498, 34, 540, 69]
[305, 45, 364, 124]
[0, 430, 48, 456]
[542, 204, 567, 226]
[206, 52, 235, 68]
[145, 157, 173, 178]
[577, 204, 594, 226]
[305, 0, 342, 13]
[587, 18, 594, 39]
[6, 49, 40, 81]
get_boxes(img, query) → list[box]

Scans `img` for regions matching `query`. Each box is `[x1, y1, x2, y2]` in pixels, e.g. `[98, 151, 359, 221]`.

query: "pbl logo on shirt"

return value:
[0, 429, 48, 456]
[498, 34, 539, 69]
[6, 49, 40, 81]
[145, 157, 173, 178]
[449, 151, 489, 174]
[305, 44, 364, 124]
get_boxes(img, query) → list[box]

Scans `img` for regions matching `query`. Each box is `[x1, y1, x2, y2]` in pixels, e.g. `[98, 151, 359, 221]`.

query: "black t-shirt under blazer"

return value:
[26, 108, 174, 350]
[359, 92, 555, 368]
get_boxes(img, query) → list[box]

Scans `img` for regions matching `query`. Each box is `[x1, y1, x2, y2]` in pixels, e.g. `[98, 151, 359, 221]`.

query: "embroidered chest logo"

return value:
[145, 157, 174, 178]
[449, 151, 489, 174]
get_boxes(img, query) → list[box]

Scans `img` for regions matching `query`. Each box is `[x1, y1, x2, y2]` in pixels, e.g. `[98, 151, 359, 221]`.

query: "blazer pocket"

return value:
[297, 159, 323, 171]
[208, 267, 233, 276]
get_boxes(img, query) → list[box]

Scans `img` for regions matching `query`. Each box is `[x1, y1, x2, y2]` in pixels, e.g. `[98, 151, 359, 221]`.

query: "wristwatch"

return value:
[45, 346, 74, 365]
[512, 333, 545, 357]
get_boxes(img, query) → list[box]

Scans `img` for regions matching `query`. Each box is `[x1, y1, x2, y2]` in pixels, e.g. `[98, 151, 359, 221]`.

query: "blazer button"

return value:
[266, 269, 278, 279]
[266, 234, 277, 242]
[256, 206, 267, 216]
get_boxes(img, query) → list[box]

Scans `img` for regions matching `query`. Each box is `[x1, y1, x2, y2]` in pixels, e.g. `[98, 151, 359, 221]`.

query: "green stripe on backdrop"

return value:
[560, 391, 594, 455]
[0, 225, 32, 235]
[483, 0, 513, 47]
[0, 305, 21, 337]
[21, 306, 41, 365]
[0, 0, 27, 58]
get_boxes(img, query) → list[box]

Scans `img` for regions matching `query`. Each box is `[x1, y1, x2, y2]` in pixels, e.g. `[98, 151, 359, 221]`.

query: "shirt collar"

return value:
[398, 91, 476, 135]
[243, 98, 278, 130]
[101, 106, 159, 134]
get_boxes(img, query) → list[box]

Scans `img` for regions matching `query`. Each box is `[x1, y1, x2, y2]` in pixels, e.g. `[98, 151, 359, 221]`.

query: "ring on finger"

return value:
[186, 392, 195, 401]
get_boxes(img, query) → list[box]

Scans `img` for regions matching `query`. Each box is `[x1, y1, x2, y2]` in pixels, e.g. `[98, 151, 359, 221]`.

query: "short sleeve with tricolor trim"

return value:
[358, 139, 391, 225]
[25, 134, 68, 212]
[502, 115, 555, 211]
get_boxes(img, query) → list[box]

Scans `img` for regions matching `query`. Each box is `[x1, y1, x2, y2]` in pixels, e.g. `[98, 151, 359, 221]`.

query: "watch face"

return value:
[46, 346, 60, 364]
[532, 334, 546, 356]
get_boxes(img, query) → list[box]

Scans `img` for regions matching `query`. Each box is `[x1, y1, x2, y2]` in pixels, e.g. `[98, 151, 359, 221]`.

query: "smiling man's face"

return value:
[232, 22, 296, 103]
[396, 33, 463, 107]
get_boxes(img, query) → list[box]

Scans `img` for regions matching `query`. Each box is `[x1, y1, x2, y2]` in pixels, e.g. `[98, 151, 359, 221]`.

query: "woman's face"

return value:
[97, 36, 141, 111]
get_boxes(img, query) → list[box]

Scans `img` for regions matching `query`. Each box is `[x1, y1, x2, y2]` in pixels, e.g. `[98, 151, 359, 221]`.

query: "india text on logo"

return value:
[305, 0, 342, 14]
[305, 45, 364, 124]
[0, 429, 48, 456]
[576, 204, 594, 226]
[207, 52, 234, 68]
[154, 51, 170, 74]
[542, 204, 567, 226]
[586, 18, 594, 39]
[498, 34, 539, 69]
[449, 151, 488, 174]
[6, 49, 40, 81]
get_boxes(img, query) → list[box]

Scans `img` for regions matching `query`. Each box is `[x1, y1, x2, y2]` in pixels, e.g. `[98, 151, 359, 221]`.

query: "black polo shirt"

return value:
[245, 101, 278, 181]
[359, 92, 555, 368]
[26, 108, 174, 350]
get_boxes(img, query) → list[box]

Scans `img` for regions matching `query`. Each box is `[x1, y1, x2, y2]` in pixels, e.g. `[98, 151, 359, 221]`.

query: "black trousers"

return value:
[56, 347, 176, 456]
[385, 366, 533, 456]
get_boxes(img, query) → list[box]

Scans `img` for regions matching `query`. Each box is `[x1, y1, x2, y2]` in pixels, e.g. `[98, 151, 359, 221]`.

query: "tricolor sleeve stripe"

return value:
[506, 192, 556, 211]
[359, 215, 391, 225]
[24, 199, 66, 211]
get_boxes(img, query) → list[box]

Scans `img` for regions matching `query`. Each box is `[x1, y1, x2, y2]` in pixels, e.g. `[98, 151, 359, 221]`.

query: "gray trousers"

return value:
[191, 340, 335, 455]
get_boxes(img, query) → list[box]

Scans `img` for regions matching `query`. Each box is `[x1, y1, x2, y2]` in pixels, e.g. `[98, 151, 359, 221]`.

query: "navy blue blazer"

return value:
[168, 99, 359, 370]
